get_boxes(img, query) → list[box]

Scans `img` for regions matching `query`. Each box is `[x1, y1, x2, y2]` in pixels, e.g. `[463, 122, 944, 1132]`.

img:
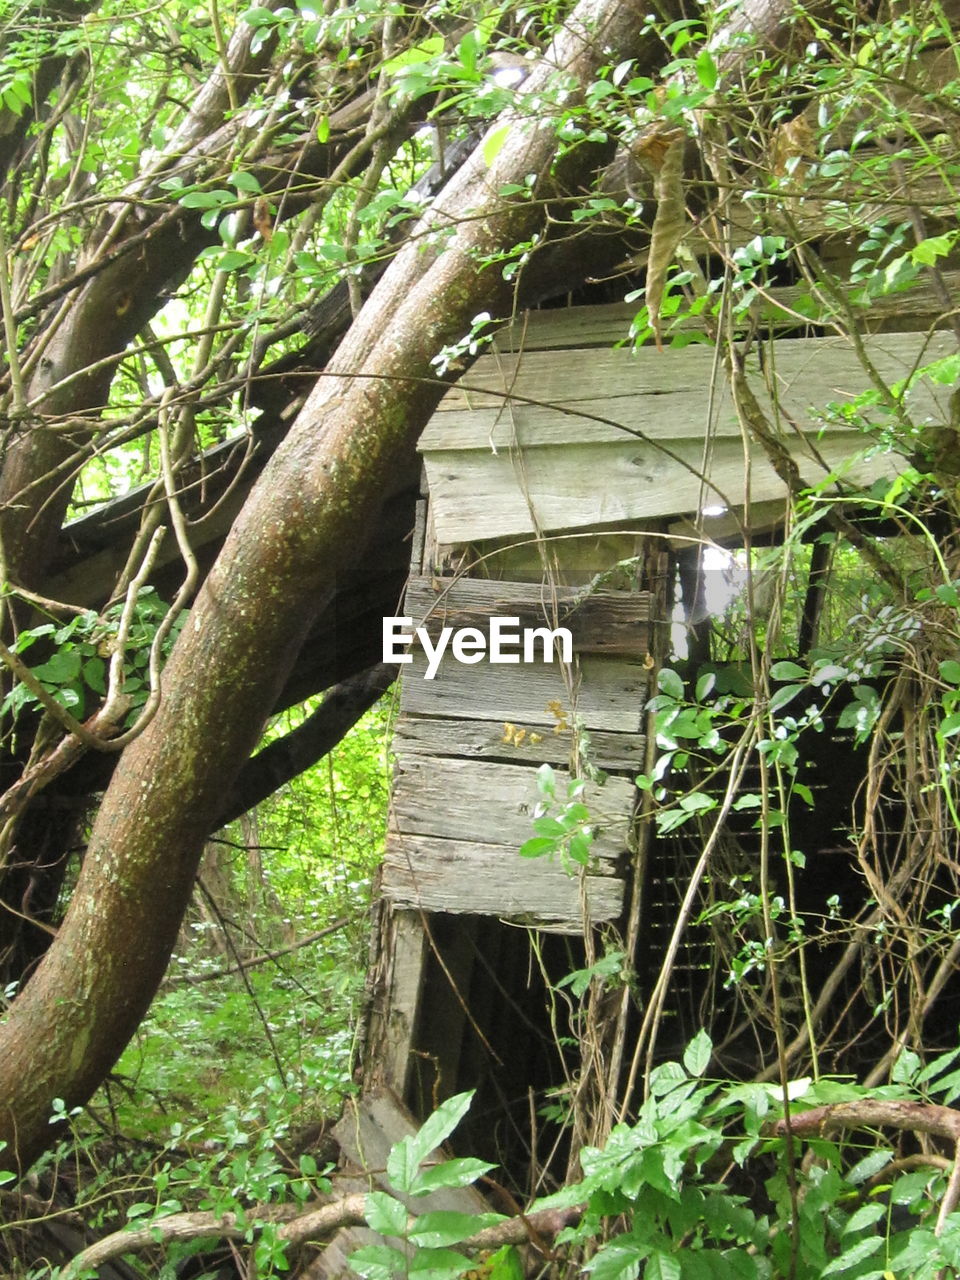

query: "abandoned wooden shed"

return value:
[333, 278, 957, 1211]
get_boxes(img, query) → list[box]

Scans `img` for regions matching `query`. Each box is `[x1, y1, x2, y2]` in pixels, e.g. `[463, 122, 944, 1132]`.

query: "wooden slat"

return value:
[382, 833, 624, 926]
[402, 575, 652, 656]
[399, 649, 648, 732]
[389, 756, 634, 855]
[426, 331, 953, 425]
[367, 908, 428, 1099]
[488, 274, 960, 353]
[421, 433, 897, 544]
[393, 714, 645, 773]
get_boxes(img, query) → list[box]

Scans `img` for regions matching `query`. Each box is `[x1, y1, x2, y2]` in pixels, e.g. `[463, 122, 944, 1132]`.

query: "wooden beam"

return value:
[393, 714, 645, 773]
[402, 575, 652, 656]
[382, 833, 624, 928]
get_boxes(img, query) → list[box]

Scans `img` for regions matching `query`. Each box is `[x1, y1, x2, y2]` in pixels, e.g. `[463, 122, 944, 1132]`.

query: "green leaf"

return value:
[536, 763, 556, 799]
[891, 1047, 921, 1083]
[532, 816, 566, 837]
[349, 1242, 410, 1280]
[217, 250, 255, 271]
[822, 1234, 882, 1274]
[457, 31, 479, 76]
[241, 6, 277, 26]
[383, 34, 444, 73]
[844, 1152, 890, 1187]
[695, 671, 716, 700]
[792, 782, 814, 807]
[683, 1029, 712, 1077]
[770, 660, 806, 680]
[409, 1157, 494, 1196]
[408, 1210, 505, 1248]
[942, 660, 960, 685]
[568, 831, 593, 865]
[679, 792, 716, 814]
[769, 684, 803, 713]
[365, 1191, 408, 1237]
[647, 1251, 682, 1280]
[408, 1246, 472, 1277]
[230, 170, 262, 193]
[482, 122, 511, 167]
[811, 662, 847, 686]
[387, 1137, 420, 1194]
[317, 115, 330, 143]
[82, 656, 106, 694]
[13, 622, 55, 651]
[179, 188, 235, 209]
[410, 1093, 474, 1166]
[658, 668, 684, 699]
[732, 793, 762, 810]
[32, 650, 82, 684]
[585, 1237, 645, 1280]
[126, 1201, 156, 1218]
[911, 233, 955, 266]
[694, 49, 718, 90]
[519, 837, 556, 858]
[487, 1245, 524, 1280]
[842, 1201, 887, 1233]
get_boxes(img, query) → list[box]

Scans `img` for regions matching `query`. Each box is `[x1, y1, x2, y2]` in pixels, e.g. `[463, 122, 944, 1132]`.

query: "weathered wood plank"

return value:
[382, 833, 624, 925]
[399, 650, 649, 732]
[333, 1091, 490, 1215]
[402, 575, 652, 656]
[393, 714, 645, 772]
[365, 908, 428, 1099]
[389, 756, 634, 855]
[488, 274, 960, 352]
[426, 331, 953, 427]
[466, 532, 652, 584]
[421, 433, 897, 544]
[311, 1089, 493, 1280]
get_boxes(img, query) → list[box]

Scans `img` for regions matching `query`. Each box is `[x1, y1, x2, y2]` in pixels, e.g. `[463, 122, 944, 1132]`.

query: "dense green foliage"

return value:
[3, 0, 960, 1272]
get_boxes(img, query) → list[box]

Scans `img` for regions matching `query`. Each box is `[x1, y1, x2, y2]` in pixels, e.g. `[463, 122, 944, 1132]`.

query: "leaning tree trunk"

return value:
[0, 0, 834, 1174]
[0, 0, 670, 1172]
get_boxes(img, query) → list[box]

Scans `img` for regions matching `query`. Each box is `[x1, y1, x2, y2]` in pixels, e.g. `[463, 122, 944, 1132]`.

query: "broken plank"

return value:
[389, 756, 634, 856]
[382, 833, 624, 926]
[334, 1090, 490, 1215]
[393, 714, 645, 773]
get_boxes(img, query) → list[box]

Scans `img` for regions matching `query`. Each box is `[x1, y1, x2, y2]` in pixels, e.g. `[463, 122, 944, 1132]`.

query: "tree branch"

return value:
[61, 1192, 582, 1278]
[214, 662, 397, 828]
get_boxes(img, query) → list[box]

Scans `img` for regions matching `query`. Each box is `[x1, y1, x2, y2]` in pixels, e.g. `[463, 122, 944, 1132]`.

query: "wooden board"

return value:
[399, 649, 649, 733]
[363, 907, 428, 1099]
[418, 331, 950, 541]
[382, 833, 624, 926]
[393, 714, 645, 772]
[308, 1091, 492, 1280]
[333, 1091, 490, 1215]
[421, 433, 897, 544]
[487, 275, 960, 353]
[427, 332, 953, 422]
[402, 575, 652, 656]
[389, 756, 635, 856]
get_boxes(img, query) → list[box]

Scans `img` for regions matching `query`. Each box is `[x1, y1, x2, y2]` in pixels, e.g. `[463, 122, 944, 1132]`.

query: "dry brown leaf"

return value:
[642, 130, 687, 351]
